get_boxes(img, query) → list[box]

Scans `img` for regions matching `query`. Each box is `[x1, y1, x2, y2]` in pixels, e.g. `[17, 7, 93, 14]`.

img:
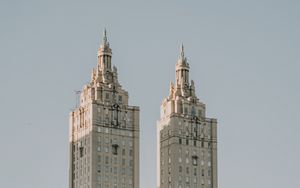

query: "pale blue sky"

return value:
[0, 0, 299, 188]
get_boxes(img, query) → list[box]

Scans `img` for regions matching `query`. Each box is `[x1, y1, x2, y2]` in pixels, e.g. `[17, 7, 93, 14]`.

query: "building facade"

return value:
[69, 31, 140, 188]
[157, 46, 218, 188]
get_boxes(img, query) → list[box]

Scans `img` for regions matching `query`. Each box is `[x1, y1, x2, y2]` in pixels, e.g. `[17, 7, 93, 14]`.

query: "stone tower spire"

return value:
[97, 29, 112, 73]
[176, 44, 190, 88]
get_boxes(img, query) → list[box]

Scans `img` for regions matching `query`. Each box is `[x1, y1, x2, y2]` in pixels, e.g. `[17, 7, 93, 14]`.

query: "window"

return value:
[179, 138, 182, 144]
[201, 160, 204, 166]
[186, 139, 189, 145]
[129, 140, 133, 147]
[185, 177, 189, 183]
[191, 106, 195, 116]
[194, 140, 197, 146]
[192, 156, 198, 166]
[129, 149, 133, 156]
[208, 180, 211, 185]
[179, 166, 182, 173]
[186, 167, 189, 174]
[208, 161, 211, 166]
[112, 144, 119, 155]
[97, 127, 101, 133]
[118, 95, 122, 103]
[97, 146, 101, 152]
[198, 110, 202, 117]
[79, 147, 84, 157]
[105, 93, 109, 99]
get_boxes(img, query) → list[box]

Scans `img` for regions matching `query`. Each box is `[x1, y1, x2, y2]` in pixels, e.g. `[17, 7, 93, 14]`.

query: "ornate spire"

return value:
[101, 28, 109, 48]
[178, 43, 187, 65]
[180, 43, 185, 59]
[97, 28, 112, 79]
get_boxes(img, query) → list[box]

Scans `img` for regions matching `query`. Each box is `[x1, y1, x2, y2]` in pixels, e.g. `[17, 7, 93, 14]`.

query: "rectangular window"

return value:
[208, 161, 211, 166]
[179, 138, 182, 144]
[112, 144, 119, 155]
[192, 155, 198, 166]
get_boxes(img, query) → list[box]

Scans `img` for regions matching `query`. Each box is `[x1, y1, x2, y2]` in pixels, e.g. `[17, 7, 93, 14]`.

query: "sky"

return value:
[0, 0, 299, 188]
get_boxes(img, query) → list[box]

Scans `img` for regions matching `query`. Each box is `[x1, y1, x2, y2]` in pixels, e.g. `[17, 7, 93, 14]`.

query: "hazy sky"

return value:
[0, 0, 299, 188]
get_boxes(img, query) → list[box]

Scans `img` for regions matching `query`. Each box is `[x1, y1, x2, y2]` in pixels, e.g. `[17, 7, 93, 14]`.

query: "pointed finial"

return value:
[102, 28, 108, 46]
[180, 43, 184, 59]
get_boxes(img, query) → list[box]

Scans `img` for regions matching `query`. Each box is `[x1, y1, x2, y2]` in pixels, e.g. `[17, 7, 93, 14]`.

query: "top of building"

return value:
[160, 45, 206, 120]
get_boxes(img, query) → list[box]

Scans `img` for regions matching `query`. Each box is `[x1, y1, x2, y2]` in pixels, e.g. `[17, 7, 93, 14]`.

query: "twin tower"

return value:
[69, 31, 218, 188]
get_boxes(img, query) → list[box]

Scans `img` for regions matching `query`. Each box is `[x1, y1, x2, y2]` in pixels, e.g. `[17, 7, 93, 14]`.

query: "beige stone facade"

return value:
[157, 45, 218, 188]
[69, 31, 140, 188]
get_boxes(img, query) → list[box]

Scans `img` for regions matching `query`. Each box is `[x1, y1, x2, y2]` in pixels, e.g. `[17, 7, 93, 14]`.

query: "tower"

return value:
[69, 30, 140, 188]
[157, 45, 218, 188]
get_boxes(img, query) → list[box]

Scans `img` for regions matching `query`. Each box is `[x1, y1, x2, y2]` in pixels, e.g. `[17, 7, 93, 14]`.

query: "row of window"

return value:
[162, 176, 212, 185]
[97, 127, 133, 137]
[96, 165, 134, 175]
[96, 175, 133, 185]
[97, 155, 133, 166]
[162, 148, 211, 158]
[162, 157, 211, 166]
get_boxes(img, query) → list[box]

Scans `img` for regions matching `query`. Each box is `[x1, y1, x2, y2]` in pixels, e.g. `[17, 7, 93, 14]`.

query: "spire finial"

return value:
[180, 43, 184, 59]
[102, 28, 108, 47]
